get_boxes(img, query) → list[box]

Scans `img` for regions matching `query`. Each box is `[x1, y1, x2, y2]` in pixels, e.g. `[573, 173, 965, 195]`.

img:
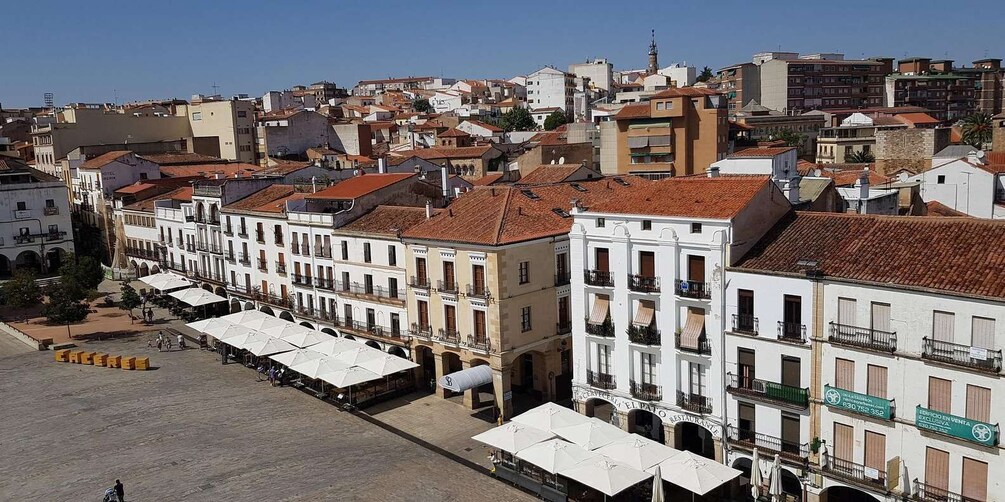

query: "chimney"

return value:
[787, 176, 801, 204]
[859, 168, 870, 200]
[377, 156, 386, 173]
[441, 165, 450, 200]
[311, 176, 317, 193]
[707, 166, 720, 178]
[424, 199, 432, 219]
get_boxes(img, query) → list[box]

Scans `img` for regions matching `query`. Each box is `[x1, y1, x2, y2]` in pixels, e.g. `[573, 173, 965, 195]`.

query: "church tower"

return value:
[647, 29, 659, 74]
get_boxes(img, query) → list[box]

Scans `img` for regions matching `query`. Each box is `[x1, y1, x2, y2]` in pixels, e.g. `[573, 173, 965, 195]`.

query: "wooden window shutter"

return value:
[925, 447, 949, 491]
[965, 385, 991, 423]
[835, 358, 855, 391]
[927, 377, 952, 413]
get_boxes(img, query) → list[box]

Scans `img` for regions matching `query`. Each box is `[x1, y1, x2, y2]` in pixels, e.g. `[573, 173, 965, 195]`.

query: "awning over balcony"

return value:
[632, 302, 654, 327]
[627, 136, 649, 149]
[588, 297, 610, 325]
[647, 135, 673, 147]
[439, 364, 493, 393]
[680, 310, 705, 351]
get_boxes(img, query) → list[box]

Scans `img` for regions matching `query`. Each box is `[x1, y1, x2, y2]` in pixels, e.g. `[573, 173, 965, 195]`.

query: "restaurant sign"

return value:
[824, 385, 893, 420]
[915, 406, 998, 447]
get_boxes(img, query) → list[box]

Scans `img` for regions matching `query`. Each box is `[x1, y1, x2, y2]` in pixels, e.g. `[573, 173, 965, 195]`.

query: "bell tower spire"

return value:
[647, 29, 659, 74]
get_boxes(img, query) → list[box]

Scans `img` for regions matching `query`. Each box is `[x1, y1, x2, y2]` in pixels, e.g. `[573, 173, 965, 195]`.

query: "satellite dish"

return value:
[559, 156, 565, 164]
[976, 150, 986, 159]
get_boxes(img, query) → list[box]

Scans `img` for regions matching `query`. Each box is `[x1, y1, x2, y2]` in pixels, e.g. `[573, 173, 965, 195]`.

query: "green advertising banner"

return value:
[915, 406, 998, 447]
[823, 385, 893, 420]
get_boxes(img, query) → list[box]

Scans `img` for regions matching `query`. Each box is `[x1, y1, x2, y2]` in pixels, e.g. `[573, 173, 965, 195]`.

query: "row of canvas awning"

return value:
[168, 287, 227, 307]
[587, 297, 704, 334]
[626, 135, 673, 149]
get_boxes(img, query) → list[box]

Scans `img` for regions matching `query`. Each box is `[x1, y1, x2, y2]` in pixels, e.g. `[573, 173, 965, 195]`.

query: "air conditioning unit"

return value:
[752, 380, 767, 393]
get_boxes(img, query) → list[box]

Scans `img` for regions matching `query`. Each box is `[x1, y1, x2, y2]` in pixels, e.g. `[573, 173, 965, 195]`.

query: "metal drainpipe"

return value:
[714, 228, 729, 464]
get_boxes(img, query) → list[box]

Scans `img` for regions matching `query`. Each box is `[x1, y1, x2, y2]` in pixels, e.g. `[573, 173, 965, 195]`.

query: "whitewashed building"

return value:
[527, 67, 575, 115]
[0, 158, 74, 275]
[907, 152, 1005, 219]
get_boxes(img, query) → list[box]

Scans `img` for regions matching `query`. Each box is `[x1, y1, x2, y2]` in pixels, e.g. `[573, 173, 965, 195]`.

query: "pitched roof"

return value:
[463, 120, 503, 133]
[159, 163, 262, 178]
[729, 147, 796, 158]
[258, 159, 313, 176]
[651, 87, 720, 98]
[122, 186, 192, 212]
[796, 160, 818, 176]
[986, 151, 1005, 164]
[224, 185, 306, 214]
[734, 212, 1005, 300]
[819, 169, 893, 187]
[518, 164, 588, 184]
[926, 201, 970, 217]
[308, 173, 415, 200]
[392, 146, 495, 161]
[402, 180, 646, 246]
[471, 173, 505, 186]
[336, 206, 437, 236]
[115, 183, 155, 195]
[614, 103, 651, 119]
[138, 152, 226, 166]
[438, 127, 470, 138]
[588, 176, 775, 219]
[80, 150, 132, 169]
[895, 112, 940, 126]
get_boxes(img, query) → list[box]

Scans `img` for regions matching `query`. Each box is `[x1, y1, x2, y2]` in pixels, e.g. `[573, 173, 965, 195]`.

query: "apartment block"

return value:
[747, 52, 892, 114]
[885, 57, 1005, 121]
[182, 97, 257, 164]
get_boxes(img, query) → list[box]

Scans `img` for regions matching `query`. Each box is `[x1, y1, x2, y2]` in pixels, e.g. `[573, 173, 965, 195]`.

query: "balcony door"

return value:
[781, 357, 801, 388]
[558, 296, 570, 327]
[781, 413, 801, 455]
[595, 248, 609, 272]
[417, 300, 429, 328]
[784, 295, 802, 328]
[639, 251, 655, 277]
[474, 310, 487, 342]
[416, 258, 427, 283]
[472, 265, 485, 294]
[833, 423, 853, 462]
[738, 348, 755, 388]
[738, 402, 756, 438]
[687, 255, 705, 283]
[838, 297, 856, 326]
[444, 305, 456, 333]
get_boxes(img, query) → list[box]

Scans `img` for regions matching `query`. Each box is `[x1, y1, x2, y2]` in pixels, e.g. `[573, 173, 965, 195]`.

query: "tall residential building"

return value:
[182, 96, 257, 164]
[569, 175, 791, 461]
[527, 67, 576, 116]
[569, 59, 614, 93]
[605, 87, 728, 177]
[885, 57, 1004, 121]
[718, 62, 761, 113]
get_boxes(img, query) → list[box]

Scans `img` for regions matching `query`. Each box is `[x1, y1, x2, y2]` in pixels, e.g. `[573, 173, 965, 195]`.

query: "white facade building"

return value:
[0, 158, 74, 275]
[907, 152, 1005, 219]
[527, 67, 575, 115]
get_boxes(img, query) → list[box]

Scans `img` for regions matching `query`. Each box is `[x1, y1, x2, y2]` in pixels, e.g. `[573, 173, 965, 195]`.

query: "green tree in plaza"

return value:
[119, 282, 141, 323]
[543, 110, 568, 131]
[59, 255, 104, 292]
[961, 112, 993, 148]
[845, 149, 876, 163]
[2, 269, 42, 321]
[696, 66, 714, 82]
[412, 98, 433, 113]
[499, 107, 538, 131]
[43, 279, 89, 326]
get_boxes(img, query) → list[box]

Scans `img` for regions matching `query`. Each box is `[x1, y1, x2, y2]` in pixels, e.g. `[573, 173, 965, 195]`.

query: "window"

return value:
[388, 277, 399, 298]
[961, 457, 988, 502]
[690, 222, 701, 233]
[518, 261, 530, 284]
[688, 362, 706, 396]
[521, 306, 532, 332]
[863, 431, 886, 476]
[192, 111, 202, 121]
[925, 447, 950, 492]
[474, 310, 486, 340]
[972, 316, 995, 349]
[444, 305, 456, 332]
[642, 220, 651, 230]
[656, 101, 665, 110]
[48, 224, 58, 234]
[415, 257, 427, 282]
[834, 358, 855, 390]
[966, 384, 991, 422]
[833, 423, 853, 461]
[838, 297, 856, 325]
[417, 300, 429, 328]
[45, 199, 55, 208]
[932, 311, 955, 342]
[341, 241, 349, 260]
[928, 377, 952, 413]
[237, 110, 247, 118]
[388, 245, 397, 266]
[596, 217, 605, 228]
[16, 201, 25, 211]
[640, 352, 656, 384]
[341, 271, 350, 291]
[363, 243, 371, 263]
[596, 344, 611, 374]
[780, 413, 800, 456]
[936, 175, 946, 184]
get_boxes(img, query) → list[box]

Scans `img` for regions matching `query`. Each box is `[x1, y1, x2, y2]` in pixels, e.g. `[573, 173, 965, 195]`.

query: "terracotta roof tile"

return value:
[518, 164, 586, 184]
[986, 151, 1005, 164]
[337, 206, 438, 236]
[138, 152, 225, 165]
[729, 147, 796, 158]
[160, 163, 263, 178]
[392, 146, 495, 161]
[81, 150, 132, 169]
[223, 185, 300, 214]
[122, 186, 192, 212]
[438, 127, 470, 138]
[926, 201, 970, 217]
[309, 173, 415, 200]
[471, 173, 505, 186]
[589, 176, 775, 219]
[895, 112, 941, 126]
[614, 103, 651, 119]
[651, 87, 721, 98]
[820, 169, 892, 187]
[735, 212, 1005, 300]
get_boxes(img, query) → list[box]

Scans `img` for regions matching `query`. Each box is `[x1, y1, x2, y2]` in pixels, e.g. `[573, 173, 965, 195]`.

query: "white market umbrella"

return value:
[289, 357, 350, 379]
[595, 435, 679, 471]
[472, 422, 554, 454]
[141, 272, 191, 291]
[651, 465, 665, 502]
[242, 316, 292, 332]
[553, 417, 628, 450]
[317, 366, 381, 388]
[559, 457, 651, 497]
[220, 310, 270, 324]
[169, 287, 226, 307]
[357, 353, 419, 376]
[648, 450, 742, 497]
[223, 331, 272, 350]
[244, 337, 298, 357]
[277, 329, 331, 349]
[334, 346, 385, 366]
[186, 318, 236, 338]
[768, 454, 782, 501]
[511, 402, 590, 434]
[515, 438, 598, 474]
[214, 325, 264, 343]
[269, 348, 324, 367]
[750, 448, 763, 500]
[310, 337, 365, 357]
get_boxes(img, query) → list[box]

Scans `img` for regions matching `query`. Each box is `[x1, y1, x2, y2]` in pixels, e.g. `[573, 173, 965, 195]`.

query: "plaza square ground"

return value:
[0, 335, 533, 501]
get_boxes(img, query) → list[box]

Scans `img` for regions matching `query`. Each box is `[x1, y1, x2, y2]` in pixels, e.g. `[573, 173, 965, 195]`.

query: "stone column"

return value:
[412, 345, 426, 389]
[434, 351, 447, 399]
[713, 437, 724, 463]
[662, 421, 677, 448]
[616, 410, 631, 433]
[493, 366, 513, 421]
[573, 399, 586, 415]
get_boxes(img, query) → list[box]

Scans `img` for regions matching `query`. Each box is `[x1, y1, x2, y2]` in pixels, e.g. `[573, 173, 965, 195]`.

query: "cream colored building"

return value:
[180, 97, 257, 163]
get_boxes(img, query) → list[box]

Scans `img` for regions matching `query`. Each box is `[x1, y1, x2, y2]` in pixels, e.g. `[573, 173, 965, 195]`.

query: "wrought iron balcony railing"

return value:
[627, 325, 661, 346]
[829, 322, 897, 353]
[584, 269, 614, 287]
[676, 391, 712, 414]
[627, 274, 660, 293]
[675, 279, 710, 299]
[731, 314, 759, 335]
[777, 321, 807, 343]
[726, 373, 809, 409]
[922, 337, 1002, 373]
[587, 369, 616, 390]
[629, 380, 661, 401]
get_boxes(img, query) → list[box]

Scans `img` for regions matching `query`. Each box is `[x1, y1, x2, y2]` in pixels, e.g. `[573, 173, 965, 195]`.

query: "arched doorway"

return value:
[150, 264, 161, 274]
[139, 262, 149, 277]
[628, 409, 665, 443]
[300, 321, 315, 330]
[820, 485, 882, 502]
[14, 250, 41, 274]
[202, 284, 213, 292]
[675, 422, 715, 460]
[583, 397, 616, 424]
[230, 300, 242, 314]
[388, 346, 408, 359]
[130, 260, 139, 277]
[279, 311, 295, 322]
[321, 327, 337, 337]
[441, 352, 463, 398]
[214, 286, 227, 298]
[779, 469, 803, 501]
[46, 248, 64, 273]
[260, 305, 275, 316]
[415, 345, 435, 392]
[365, 340, 381, 350]
[0, 254, 11, 278]
[244, 302, 255, 311]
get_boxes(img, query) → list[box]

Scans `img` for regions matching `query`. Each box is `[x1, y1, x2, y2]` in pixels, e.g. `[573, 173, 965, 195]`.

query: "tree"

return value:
[543, 111, 568, 131]
[775, 128, 804, 149]
[2, 269, 42, 320]
[845, 149, 875, 163]
[499, 107, 537, 132]
[412, 98, 432, 113]
[43, 280, 89, 326]
[696, 66, 714, 83]
[961, 112, 993, 148]
[59, 255, 104, 292]
[119, 282, 141, 323]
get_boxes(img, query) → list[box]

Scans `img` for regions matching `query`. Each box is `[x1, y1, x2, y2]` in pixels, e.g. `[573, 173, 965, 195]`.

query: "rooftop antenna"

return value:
[43, 92, 54, 109]
[113, 89, 118, 105]
[211, 82, 220, 95]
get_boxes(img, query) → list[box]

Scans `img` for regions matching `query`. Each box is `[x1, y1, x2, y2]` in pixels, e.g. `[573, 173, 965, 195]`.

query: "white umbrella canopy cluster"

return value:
[561, 457, 653, 497]
[169, 287, 227, 307]
[646, 450, 742, 496]
[139, 272, 192, 291]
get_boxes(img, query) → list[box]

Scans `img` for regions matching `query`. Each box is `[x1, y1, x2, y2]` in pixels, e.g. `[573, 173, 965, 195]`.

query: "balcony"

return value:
[554, 272, 571, 287]
[209, 243, 223, 254]
[629, 380, 662, 401]
[675, 332, 711, 355]
[462, 335, 491, 353]
[914, 482, 982, 502]
[725, 426, 809, 464]
[829, 322, 897, 353]
[435, 328, 460, 344]
[922, 337, 1002, 373]
[823, 457, 886, 491]
[675, 279, 711, 299]
[584, 318, 615, 337]
[291, 244, 300, 255]
[676, 391, 712, 414]
[343, 282, 406, 302]
[726, 373, 809, 409]
[731, 314, 759, 336]
[237, 228, 248, 238]
[314, 277, 335, 291]
[124, 247, 158, 260]
[584, 270, 614, 287]
[275, 262, 287, 275]
[314, 246, 331, 258]
[196, 241, 210, 252]
[409, 276, 431, 289]
[223, 226, 233, 236]
[238, 254, 251, 266]
[556, 321, 572, 336]
[627, 325, 661, 346]
[777, 321, 807, 344]
[291, 274, 312, 286]
[252, 291, 294, 310]
[437, 280, 458, 295]
[466, 284, 489, 299]
[257, 259, 268, 272]
[627, 274, 660, 293]
[586, 369, 616, 390]
[43, 206, 59, 216]
[13, 231, 68, 245]
[184, 243, 196, 252]
[409, 323, 432, 340]
[255, 232, 265, 244]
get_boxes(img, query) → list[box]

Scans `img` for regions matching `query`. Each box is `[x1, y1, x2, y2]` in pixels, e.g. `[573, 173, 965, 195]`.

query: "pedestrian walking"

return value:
[268, 366, 277, 387]
[114, 479, 124, 502]
[177, 333, 186, 350]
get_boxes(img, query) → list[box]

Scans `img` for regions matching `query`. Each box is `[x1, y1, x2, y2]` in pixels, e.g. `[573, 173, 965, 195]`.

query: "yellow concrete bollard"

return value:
[93, 353, 108, 367]
[135, 357, 150, 370]
[69, 351, 84, 363]
[54, 350, 70, 362]
[121, 357, 136, 370]
[106, 355, 121, 368]
[80, 352, 95, 365]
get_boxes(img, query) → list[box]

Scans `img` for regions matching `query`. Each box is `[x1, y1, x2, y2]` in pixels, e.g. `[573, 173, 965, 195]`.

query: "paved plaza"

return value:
[0, 336, 533, 501]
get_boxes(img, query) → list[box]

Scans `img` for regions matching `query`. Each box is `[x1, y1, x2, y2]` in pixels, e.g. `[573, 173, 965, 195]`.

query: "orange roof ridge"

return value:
[494, 188, 514, 245]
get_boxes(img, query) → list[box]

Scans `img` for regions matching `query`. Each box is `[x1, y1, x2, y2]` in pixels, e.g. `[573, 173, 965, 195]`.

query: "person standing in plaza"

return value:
[114, 479, 124, 501]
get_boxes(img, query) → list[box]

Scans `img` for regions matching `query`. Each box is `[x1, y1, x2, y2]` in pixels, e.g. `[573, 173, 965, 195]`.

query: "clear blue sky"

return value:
[3, 0, 1003, 108]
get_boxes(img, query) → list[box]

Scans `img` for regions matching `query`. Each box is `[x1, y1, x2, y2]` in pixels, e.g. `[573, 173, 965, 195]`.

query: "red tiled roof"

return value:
[729, 147, 796, 158]
[138, 152, 225, 166]
[403, 180, 649, 246]
[926, 201, 970, 217]
[651, 87, 721, 98]
[309, 173, 415, 200]
[796, 160, 818, 176]
[160, 163, 263, 178]
[464, 120, 503, 133]
[615, 103, 651, 119]
[471, 173, 505, 186]
[80, 150, 132, 169]
[820, 169, 892, 187]
[518, 164, 586, 184]
[438, 127, 470, 138]
[392, 146, 496, 161]
[223, 185, 299, 213]
[895, 112, 940, 126]
[115, 183, 155, 195]
[986, 151, 1005, 164]
[734, 212, 1005, 300]
[589, 176, 776, 219]
[337, 206, 438, 236]
[122, 186, 192, 212]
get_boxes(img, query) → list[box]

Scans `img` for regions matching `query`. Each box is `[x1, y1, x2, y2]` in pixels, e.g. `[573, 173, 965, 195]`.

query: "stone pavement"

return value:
[0, 336, 534, 502]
